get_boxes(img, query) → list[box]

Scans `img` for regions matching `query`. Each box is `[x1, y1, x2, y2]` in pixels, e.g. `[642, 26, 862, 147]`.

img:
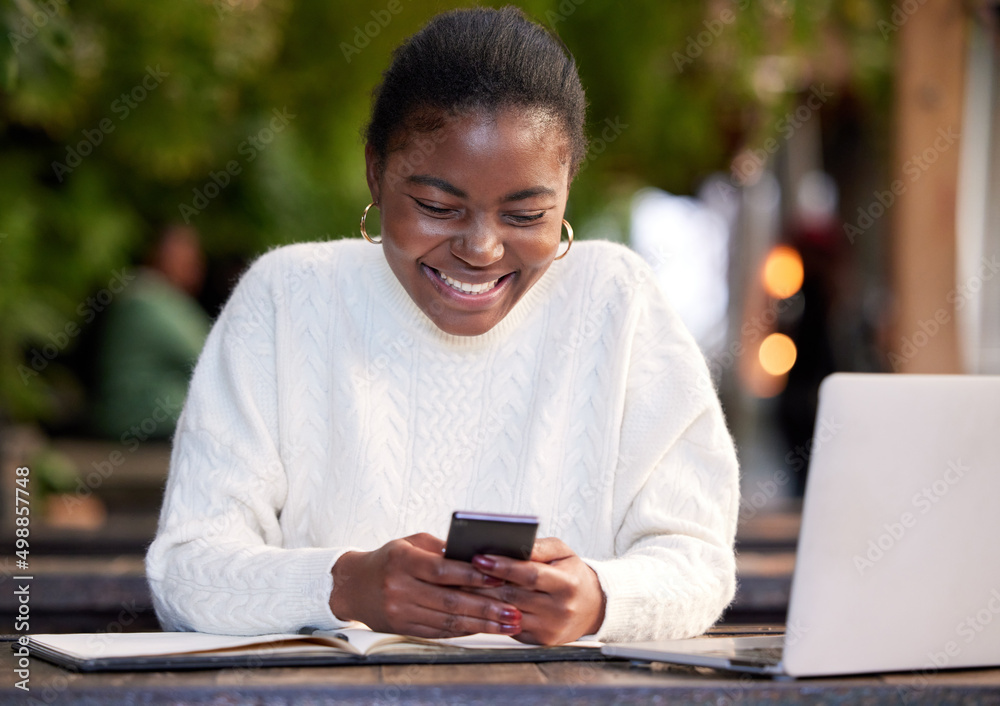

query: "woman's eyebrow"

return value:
[407, 174, 467, 198]
[502, 186, 556, 203]
[406, 175, 555, 204]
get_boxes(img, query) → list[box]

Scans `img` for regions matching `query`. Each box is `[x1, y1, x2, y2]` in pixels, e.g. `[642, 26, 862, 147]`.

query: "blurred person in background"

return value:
[90, 224, 210, 440]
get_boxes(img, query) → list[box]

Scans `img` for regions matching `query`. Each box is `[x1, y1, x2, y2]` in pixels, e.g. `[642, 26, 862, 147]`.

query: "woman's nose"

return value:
[451, 224, 504, 267]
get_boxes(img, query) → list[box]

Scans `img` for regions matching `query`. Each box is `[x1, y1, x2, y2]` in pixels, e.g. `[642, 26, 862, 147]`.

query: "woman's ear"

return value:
[364, 144, 381, 205]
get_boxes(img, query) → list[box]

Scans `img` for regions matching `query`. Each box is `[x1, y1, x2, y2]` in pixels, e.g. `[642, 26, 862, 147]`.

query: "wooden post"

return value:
[889, 0, 967, 373]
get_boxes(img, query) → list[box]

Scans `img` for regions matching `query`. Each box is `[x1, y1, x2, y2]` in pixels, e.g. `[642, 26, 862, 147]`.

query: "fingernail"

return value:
[500, 608, 521, 623]
[483, 575, 504, 587]
[473, 555, 496, 570]
[500, 623, 521, 634]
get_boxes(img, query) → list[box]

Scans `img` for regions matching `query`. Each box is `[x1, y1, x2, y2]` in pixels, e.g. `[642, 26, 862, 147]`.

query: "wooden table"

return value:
[3, 634, 999, 705]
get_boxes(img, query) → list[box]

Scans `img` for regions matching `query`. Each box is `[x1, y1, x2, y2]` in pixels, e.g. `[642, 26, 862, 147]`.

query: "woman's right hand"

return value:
[328, 533, 523, 638]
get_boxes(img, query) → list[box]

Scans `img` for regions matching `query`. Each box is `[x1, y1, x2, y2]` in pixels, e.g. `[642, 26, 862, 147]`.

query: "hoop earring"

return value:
[360, 202, 382, 244]
[553, 219, 574, 260]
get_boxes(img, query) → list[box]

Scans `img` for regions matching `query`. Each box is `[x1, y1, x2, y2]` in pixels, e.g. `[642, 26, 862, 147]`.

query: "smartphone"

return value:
[443, 511, 539, 562]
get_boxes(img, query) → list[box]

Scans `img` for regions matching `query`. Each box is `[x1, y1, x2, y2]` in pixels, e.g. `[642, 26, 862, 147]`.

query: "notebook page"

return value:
[27, 632, 340, 660]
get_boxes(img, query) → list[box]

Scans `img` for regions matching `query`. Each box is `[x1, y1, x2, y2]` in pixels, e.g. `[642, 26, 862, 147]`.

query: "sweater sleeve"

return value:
[584, 264, 740, 643]
[145, 254, 355, 635]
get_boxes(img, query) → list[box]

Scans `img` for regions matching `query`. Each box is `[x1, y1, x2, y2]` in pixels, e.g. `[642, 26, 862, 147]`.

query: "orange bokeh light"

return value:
[762, 246, 804, 299]
[758, 333, 797, 376]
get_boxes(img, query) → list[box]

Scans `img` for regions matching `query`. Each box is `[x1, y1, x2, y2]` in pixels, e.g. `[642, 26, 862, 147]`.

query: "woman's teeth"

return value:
[438, 270, 500, 294]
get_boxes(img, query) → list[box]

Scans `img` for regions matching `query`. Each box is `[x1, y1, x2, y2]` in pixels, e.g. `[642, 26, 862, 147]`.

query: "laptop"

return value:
[602, 373, 1000, 678]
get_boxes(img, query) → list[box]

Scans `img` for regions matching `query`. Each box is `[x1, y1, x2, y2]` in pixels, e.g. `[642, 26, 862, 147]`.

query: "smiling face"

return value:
[365, 108, 571, 337]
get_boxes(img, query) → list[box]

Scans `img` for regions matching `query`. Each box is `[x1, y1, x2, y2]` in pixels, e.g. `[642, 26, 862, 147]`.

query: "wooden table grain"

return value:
[3, 635, 999, 705]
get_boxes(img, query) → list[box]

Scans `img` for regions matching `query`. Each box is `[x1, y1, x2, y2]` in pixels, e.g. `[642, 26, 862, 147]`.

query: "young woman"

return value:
[146, 6, 739, 645]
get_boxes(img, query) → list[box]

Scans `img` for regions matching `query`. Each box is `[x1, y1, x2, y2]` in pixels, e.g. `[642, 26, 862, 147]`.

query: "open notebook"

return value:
[25, 627, 604, 671]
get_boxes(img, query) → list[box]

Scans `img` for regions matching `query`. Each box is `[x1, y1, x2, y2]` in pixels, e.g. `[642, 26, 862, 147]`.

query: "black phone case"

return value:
[443, 512, 538, 562]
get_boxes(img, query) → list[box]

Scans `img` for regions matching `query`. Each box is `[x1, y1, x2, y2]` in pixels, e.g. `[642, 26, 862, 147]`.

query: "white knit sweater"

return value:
[145, 238, 740, 642]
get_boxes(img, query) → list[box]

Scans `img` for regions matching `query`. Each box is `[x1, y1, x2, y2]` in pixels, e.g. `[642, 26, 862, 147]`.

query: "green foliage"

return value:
[27, 445, 78, 497]
[0, 0, 892, 422]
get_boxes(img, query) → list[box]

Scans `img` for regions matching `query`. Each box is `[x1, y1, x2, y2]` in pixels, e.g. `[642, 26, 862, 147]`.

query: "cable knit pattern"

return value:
[145, 238, 740, 641]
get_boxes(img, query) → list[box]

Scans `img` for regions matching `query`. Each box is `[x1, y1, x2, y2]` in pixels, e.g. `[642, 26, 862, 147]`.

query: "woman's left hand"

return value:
[467, 537, 605, 645]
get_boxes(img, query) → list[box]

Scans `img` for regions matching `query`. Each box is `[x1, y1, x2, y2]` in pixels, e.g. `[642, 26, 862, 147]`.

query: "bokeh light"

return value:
[762, 245, 804, 299]
[758, 333, 797, 376]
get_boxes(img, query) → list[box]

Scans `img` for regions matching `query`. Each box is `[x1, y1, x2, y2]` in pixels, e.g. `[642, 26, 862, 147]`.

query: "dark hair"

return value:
[366, 6, 587, 179]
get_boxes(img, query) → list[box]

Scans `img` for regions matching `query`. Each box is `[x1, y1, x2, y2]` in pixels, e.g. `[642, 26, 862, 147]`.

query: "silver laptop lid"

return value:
[784, 374, 1000, 677]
